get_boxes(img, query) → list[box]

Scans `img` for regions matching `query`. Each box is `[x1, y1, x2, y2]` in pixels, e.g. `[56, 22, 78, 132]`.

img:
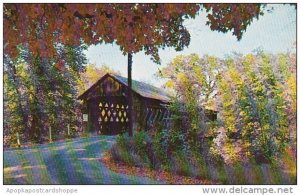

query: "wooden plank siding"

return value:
[79, 73, 171, 135]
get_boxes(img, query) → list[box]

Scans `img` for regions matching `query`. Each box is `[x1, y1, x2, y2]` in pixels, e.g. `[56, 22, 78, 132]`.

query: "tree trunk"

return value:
[9, 62, 29, 138]
[127, 53, 133, 136]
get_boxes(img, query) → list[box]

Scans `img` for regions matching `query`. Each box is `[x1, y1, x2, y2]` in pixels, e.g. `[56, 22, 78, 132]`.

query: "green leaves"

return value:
[4, 45, 87, 144]
[217, 52, 294, 160]
[161, 51, 295, 163]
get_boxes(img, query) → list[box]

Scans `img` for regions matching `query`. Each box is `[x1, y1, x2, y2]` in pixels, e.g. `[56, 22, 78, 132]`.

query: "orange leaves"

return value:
[203, 4, 262, 40]
[101, 151, 218, 184]
[55, 59, 65, 71]
[5, 45, 19, 59]
[28, 40, 39, 56]
[4, 3, 200, 63]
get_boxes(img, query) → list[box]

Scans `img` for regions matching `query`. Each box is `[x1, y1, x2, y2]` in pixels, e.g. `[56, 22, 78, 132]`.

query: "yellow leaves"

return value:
[223, 101, 233, 108]
[287, 76, 296, 99]
[239, 111, 245, 116]
[86, 64, 101, 83]
[193, 66, 205, 84]
[208, 56, 218, 70]
[18, 70, 28, 80]
[253, 84, 265, 93]
[177, 72, 188, 84]
[7, 102, 17, 110]
[243, 54, 255, 66]
[165, 80, 174, 89]
[171, 55, 184, 69]
[223, 143, 239, 160]
[262, 124, 270, 131]
[7, 91, 16, 98]
[228, 67, 243, 86]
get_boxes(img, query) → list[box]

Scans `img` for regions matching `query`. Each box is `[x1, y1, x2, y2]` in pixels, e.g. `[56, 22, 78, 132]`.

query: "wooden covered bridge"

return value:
[78, 73, 171, 135]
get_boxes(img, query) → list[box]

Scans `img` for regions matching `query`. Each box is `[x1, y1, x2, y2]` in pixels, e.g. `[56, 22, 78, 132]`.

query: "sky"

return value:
[84, 4, 296, 87]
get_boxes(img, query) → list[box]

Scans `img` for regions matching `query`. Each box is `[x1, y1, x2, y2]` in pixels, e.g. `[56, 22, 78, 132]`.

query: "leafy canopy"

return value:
[4, 3, 263, 65]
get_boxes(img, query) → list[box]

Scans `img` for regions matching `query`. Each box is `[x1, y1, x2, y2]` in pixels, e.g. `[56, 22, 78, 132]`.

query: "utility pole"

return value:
[67, 124, 70, 137]
[49, 126, 52, 143]
[127, 53, 133, 136]
[16, 132, 21, 148]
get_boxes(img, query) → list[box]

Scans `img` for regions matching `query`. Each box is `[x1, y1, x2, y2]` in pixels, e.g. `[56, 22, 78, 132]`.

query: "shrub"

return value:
[110, 130, 295, 184]
[171, 151, 193, 177]
[110, 144, 134, 165]
[132, 131, 150, 157]
[151, 129, 169, 164]
[189, 150, 210, 179]
[115, 133, 131, 149]
[111, 132, 152, 167]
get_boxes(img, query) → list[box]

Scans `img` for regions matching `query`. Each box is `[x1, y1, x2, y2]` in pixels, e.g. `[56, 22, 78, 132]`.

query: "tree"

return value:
[158, 54, 221, 148]
[4, 3, 265, 136]
[3, 4, 265, 60]
[4, 44, 87, 144]
[159, 54, 219, 106]
[212, 52, 294, 162]
[78, 64, 120, 94]
[160, 51, 295, 163]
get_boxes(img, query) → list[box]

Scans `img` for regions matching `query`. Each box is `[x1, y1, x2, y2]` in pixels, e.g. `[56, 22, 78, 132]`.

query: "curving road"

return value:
[4, 135, 163, 184]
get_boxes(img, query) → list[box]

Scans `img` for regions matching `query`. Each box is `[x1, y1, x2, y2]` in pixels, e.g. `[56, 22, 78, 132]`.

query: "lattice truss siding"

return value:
[97, 100, 170, 133]
[98, 102, 129, 123]
[144, 106, 171, 128]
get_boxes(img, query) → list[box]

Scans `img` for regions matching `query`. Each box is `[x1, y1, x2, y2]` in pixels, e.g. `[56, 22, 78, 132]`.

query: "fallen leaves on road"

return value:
[100, 152, 220, 184]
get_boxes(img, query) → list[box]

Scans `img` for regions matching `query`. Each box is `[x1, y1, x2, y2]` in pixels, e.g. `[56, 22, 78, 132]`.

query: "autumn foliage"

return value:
[3, 3, 295, 184]
[4, 4, 198, 63]
[160, 52, 296, 162]
[110, 51, 296, 184]
[4, 3, 263, 64]
[4, 45, 87, 145]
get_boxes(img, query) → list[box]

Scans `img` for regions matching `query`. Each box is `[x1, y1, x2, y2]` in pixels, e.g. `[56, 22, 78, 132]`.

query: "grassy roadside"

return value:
[100, 151, 219, 184]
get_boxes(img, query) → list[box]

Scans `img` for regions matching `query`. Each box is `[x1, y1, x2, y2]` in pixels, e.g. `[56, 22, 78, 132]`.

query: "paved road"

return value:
[4, 135, 163, 184]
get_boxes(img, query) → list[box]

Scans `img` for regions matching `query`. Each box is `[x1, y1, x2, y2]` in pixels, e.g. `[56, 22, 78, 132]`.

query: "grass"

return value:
[109, 133, 296, 185]
[4, 134, 296, 185]
[101, 151, 218, 184]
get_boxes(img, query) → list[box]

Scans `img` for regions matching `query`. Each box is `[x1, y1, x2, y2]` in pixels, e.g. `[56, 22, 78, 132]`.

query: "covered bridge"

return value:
[78, 73, 171, 135]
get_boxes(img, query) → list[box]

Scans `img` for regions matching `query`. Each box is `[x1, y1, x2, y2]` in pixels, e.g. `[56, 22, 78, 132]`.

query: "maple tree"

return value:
[3, 4, 264, 61]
